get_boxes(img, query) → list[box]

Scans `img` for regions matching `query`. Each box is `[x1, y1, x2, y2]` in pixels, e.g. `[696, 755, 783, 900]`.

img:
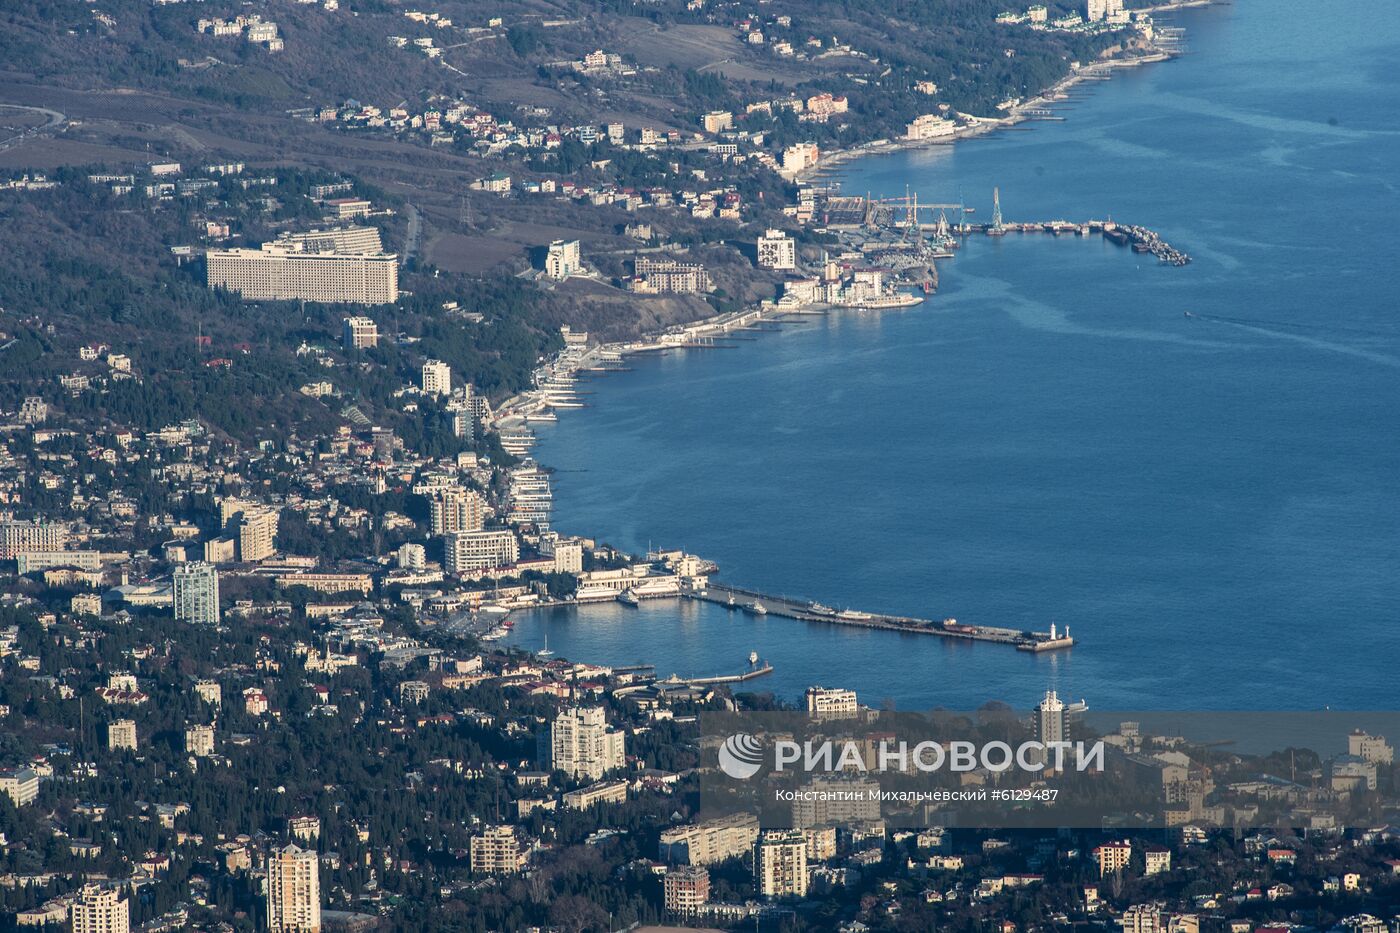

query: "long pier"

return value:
[688, 583, 1074, 653]
[964, 219, 1191, 265]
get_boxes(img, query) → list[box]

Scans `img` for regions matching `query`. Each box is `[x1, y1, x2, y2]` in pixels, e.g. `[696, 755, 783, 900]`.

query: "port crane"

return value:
[866, 186, 966, 231]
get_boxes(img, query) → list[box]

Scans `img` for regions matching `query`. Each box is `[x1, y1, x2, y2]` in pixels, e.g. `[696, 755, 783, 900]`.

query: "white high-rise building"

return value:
[396, 543, 426, 571]
[1087, 0, 1124, 20]
[544, 239, 581, 279]
[186, 723, 215, 757]
[70, 883, 130, 933]
[470, 824, 524, 874]
[545, 706, 626, 780]
[429, 487, 485, 534]
[107, 719, 137, 751]
[550, 540, 583, 574]
[757, 229, 797, 270]
[267, 844, 321, 932]
[1037, 689, 1066, 746]
[173, 561, 221, 625]
[1031, 689, 1088, 768]
[228, 506, 279, 563]
[277, 226, 382, 255]
[443, 529, 518, 574]
[755, 829, 808, 897]
[206, 246, 398, 304]
[422, 359, 451, 396]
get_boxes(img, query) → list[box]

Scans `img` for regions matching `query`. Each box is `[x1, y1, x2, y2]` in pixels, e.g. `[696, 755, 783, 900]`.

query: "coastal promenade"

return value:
[688, 582, 1075, 653]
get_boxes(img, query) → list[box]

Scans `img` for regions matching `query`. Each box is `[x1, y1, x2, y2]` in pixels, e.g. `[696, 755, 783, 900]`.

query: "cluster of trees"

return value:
[0, 165, 569, 447]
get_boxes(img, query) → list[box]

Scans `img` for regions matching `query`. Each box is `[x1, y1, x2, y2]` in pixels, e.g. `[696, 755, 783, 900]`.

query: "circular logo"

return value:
[718, 732, 765, 780]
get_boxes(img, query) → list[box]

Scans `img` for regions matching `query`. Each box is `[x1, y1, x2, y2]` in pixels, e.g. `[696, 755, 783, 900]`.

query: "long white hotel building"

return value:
[206, 240, 398, 304]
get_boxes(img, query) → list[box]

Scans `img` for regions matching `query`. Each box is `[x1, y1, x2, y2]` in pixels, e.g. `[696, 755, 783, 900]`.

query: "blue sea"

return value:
[507, 0, 1400, 710]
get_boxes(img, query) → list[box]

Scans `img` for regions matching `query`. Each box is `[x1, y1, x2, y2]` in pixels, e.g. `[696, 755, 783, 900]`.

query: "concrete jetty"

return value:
[688, 583, 1075, 652]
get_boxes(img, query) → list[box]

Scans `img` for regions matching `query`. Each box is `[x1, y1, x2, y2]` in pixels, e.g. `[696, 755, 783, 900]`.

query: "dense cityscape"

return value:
[2, 0, 1398, 930]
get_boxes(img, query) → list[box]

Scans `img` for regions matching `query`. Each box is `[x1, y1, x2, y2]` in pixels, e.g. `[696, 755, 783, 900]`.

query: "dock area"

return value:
[961, 218, 1189, 265]
[828, 188, 1191, 266]
[680, 663, 776, 685]
[688, 583, 1075, 653]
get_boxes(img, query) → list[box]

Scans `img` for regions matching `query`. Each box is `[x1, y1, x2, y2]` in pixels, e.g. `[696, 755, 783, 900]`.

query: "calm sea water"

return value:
[508, 0, 1400, 710]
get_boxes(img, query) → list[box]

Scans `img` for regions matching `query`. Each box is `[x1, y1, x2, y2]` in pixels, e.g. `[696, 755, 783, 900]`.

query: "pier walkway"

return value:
[688, 583, 1074, 653]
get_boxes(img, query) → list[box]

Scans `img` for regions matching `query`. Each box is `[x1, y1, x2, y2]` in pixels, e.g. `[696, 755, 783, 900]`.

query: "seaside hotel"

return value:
[206, 227, 398, 304]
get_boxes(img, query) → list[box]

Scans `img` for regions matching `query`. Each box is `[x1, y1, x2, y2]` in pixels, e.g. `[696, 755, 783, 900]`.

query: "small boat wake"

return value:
[1185, 310, 1400, 369]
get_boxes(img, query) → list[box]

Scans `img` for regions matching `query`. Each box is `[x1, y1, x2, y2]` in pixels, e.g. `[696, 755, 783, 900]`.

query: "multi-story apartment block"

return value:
[421, 359, 451, 396]
[658, 814, 760, 866]
[69, 884, 130, 933]
[185, 723, 215, 757]
[267, 844, 321, 932]
[545, 706, 626, 780]
[664, 865, 710, 917]
[443, 529, 518, 574]
[1349, 730, 1395, 764]
[630, 257, 713, 294]
[755, 829, 809, 897]
[1121, 904, 1163, 933]
[342, 315, 379, 350]
[235, 508, 279, 563]
[0, 520, 68, 558]
[757, 229, 797, 269]
[470, 824, 524, 874]
[15, 550, 103, 573]
[107, 719, 137, 751]
[18, 396, 47, 424]
[173, 561, 220, 624]
[194, 679, 223, 706]
[550, 540, 584, 574]
[277, 225, 382, 255]
[702, 110, 733, 133]
[429, 488, 485, 534]
[562, 779, 628, 810]
[1094, 840, 1132, 876]
[323, 197, 371, 219]
[288, 815, 322, 842]
[396, 543, 426, 570]
[0, 768, 39, 807]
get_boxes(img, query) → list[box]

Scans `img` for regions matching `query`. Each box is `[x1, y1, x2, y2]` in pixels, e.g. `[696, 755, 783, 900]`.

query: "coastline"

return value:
[486, 2, 1215, 651]
[496, 1, 1211, 419]
[794, 0, 1212, 183]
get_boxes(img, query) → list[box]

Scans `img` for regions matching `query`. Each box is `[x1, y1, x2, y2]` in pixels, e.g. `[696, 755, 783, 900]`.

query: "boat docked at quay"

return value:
[841, 292, 924, 310]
